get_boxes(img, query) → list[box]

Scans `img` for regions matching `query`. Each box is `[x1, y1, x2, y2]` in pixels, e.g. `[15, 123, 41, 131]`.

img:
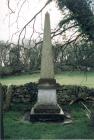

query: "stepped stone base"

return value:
[30, 78, 66, 122]
[31, 103, 62, 114]
[30, 103, 66, 122]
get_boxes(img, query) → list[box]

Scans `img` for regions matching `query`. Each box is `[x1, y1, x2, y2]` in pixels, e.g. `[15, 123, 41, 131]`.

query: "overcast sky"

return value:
[0, 0, 62, 43]
[0, 0, 94, 43]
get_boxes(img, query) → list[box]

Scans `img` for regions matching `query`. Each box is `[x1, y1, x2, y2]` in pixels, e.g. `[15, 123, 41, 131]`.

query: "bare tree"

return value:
[6, 0, 94, 49]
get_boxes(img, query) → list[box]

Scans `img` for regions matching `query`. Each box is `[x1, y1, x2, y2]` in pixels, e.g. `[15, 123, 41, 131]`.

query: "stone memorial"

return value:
[30, 12, 65, 122]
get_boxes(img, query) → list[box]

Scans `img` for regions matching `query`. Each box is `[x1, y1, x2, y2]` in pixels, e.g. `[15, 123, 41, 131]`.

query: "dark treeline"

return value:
[0, 39, 94, 77]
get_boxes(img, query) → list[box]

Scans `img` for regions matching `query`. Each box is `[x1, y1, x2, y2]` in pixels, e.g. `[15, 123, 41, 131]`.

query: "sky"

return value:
[0, 0, 62, 43]
[0, 0, 94, 44]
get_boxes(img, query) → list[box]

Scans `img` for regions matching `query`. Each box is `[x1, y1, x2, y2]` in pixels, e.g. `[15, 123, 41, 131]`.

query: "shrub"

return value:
[11, 82, 38, 104]
[0, 67, 13, 77]
[57, 85, 93, 105]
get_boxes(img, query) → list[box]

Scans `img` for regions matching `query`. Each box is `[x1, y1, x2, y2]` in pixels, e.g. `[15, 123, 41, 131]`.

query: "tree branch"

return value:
[52, 24, 79, 38]
[16, 0, 27, 29]
[18, 0, 52, 45]
[7, 0, 15, 14]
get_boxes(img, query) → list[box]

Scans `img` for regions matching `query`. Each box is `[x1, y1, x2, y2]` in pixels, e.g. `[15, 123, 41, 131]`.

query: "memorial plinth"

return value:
[30, 12, 65, 122]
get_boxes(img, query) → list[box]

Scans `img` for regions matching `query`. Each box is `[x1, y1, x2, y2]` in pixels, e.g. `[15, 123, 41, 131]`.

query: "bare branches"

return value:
[22, 27, 26, 46]
[29, 18, 36, 46]
[51, 24, 79, 38]
[66, 32, 83, 46]
[18, 0, 52, 45]
[28, 28, 83, 51]
[16, 0, 27, 29]
[6, 0, 84, 50]
[8, 0, 15, 14]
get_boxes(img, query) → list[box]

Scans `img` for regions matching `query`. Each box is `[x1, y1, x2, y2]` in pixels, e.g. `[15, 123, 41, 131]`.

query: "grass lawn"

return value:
[2, 72, 94, 139]
[0, 71, 94, 87]
[4, 104, 94, 139]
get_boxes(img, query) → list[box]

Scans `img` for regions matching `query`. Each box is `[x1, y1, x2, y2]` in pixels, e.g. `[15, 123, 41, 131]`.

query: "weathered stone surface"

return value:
[35, 12, 58, 110]
[37, 89, 57, 105]
[40, 12, 54, 79]
[33, 104, 60, 114]
[30, 12, 64, 121]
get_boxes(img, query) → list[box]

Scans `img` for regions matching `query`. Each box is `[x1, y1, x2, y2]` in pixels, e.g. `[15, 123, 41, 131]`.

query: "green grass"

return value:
[0, 71, 94, 87]
[56, 71, 94, 88]
[4, 104, 94, 139]
[3, 71, 94, 139]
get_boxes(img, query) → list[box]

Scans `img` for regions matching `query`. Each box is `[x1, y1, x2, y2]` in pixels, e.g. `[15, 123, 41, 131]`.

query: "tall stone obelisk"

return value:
[37, 12, 58, 107]
[30, 12, 64, 121]
[40, 12, 54, 79]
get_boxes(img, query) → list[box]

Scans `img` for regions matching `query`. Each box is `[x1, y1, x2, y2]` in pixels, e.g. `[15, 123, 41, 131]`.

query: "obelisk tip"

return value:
[45, 11, 49, 16]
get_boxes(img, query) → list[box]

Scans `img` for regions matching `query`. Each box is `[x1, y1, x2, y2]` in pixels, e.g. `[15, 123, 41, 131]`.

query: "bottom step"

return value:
[30, 113, 66, 122]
